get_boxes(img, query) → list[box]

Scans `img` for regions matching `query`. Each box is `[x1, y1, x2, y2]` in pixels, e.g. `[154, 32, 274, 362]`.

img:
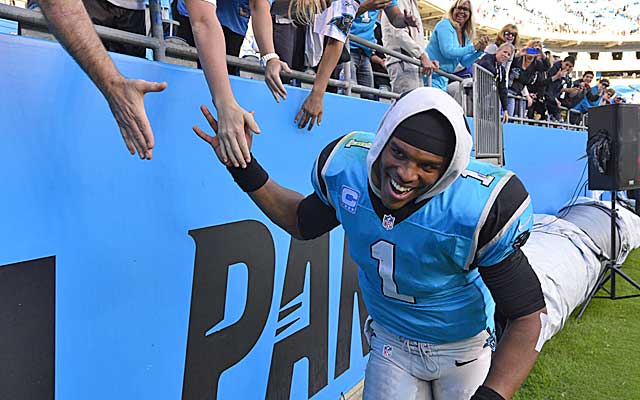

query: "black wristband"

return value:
[227, 154, 269, 192]
[471, 386, 506, 400]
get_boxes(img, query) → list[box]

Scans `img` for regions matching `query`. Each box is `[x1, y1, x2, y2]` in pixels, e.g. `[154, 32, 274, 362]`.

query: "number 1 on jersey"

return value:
[371, 240, 416, 303]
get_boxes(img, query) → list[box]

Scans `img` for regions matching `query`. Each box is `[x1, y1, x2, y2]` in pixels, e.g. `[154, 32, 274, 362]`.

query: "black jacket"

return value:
[476, 54, 508, 111]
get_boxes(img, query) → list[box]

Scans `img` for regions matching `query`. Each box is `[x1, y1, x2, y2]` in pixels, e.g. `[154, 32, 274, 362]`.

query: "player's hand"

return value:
[294, 92, 324, 131]
[193, 105, 254, 167]
[265, 58, 292, 103]
[215, 100, 261, 168]
[403, 9, 418, 27]
[104, 77, 167, 160]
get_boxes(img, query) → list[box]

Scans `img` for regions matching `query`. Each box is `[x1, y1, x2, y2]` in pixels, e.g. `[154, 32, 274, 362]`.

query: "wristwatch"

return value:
[261, 53, 280, 67]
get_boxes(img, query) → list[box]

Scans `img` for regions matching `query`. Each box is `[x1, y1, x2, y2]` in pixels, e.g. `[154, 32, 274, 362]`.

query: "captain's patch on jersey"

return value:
[340, 185, 360, 214]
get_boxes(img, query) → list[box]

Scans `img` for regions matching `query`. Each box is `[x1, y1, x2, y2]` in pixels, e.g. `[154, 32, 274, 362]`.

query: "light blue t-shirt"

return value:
[572, 86, 603, 113]
[177, 0, 271, 37]
[349, 1, 397, 56]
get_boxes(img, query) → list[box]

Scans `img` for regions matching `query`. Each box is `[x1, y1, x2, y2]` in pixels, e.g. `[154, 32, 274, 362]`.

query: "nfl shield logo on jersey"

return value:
[340, 185, 360, 214]
[382, 214, 395, 230]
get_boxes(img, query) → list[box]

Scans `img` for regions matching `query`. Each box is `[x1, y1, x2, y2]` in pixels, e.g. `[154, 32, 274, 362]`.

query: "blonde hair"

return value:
[496, 24, 519, 47]
[447, 0, 476, 39]
[497, 42, 515, 55]
[525, 39, 543, 49]
[288, 0, 324, 26]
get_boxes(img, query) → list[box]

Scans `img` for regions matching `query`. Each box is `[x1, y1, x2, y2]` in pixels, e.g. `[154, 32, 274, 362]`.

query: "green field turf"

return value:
[514, 249, 640, 400]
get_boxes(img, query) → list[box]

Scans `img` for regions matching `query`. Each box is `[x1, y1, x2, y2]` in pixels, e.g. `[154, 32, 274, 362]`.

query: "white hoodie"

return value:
[366, 87, 473, 202]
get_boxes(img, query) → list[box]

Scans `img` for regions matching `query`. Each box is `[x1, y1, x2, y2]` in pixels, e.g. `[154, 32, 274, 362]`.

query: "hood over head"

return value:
[367, 87, 473, 202]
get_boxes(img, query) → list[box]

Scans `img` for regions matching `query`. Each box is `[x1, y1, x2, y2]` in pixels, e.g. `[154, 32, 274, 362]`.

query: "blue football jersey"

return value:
[311, 131, 533, 344]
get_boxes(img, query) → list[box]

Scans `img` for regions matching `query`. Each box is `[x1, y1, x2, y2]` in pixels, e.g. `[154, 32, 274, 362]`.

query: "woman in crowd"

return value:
[476, 43, 513, 123]
[507, 39, 550, 118]
[484, 24, 519, 79]
[426, 0, 489, 91]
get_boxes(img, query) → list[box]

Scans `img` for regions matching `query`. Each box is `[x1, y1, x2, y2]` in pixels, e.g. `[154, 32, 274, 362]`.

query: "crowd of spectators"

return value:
[21, 0, 631, 162]
[476, 0, 640, 37]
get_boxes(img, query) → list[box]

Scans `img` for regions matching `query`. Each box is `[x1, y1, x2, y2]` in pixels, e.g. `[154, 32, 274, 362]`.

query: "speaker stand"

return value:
[576, 193, 640, 319]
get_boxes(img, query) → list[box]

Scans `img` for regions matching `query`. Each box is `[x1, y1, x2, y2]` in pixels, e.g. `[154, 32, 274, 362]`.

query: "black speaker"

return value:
[587, 103, 640, 191]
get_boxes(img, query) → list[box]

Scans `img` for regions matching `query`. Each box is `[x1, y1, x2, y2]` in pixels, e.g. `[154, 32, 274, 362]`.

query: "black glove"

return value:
[471, 385, 506, 400]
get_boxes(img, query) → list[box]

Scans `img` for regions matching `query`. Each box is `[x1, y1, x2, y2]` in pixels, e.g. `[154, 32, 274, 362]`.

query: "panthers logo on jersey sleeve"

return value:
[314, 0, 359, 43]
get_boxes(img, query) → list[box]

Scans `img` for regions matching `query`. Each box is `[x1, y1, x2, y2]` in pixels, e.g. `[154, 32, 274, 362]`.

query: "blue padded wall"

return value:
[0, 33, 586, 400]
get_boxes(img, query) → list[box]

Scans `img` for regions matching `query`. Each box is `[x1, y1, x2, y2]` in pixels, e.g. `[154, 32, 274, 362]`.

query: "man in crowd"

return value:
[544, 55, 575, 122]
[193, 87, 547, 400]
[382, 0, 437, 93]
[566, 70, 594, 107]
[570, 78, 610, 124]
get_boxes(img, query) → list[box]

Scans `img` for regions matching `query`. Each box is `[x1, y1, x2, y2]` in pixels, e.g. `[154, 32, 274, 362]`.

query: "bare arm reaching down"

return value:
[39, 0, 167, 160]
[249, 0, 293, 103]
[186, 0, 260, 169]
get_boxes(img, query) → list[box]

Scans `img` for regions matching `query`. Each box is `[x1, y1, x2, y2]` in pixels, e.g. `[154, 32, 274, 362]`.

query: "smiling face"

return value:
[452, 0, 471, 25]
[377, 137, 448, 210]
[503, 30, 516, 43]
[496, 45, 513, 64]
[583, 73, 594, 84]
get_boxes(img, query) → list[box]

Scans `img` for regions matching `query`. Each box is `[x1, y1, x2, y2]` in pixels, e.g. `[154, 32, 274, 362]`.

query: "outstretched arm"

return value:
[250, 0, 293, 103]
[39, 0, 167, 159]
[383, 4, 418, 28]
[294, 37, 344, 130]
[193, 105, 339, 239]
[187, 0, 260, 169]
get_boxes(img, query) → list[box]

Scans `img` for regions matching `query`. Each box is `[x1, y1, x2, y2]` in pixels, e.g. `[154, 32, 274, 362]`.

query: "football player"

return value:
[193, 87, 547, 400]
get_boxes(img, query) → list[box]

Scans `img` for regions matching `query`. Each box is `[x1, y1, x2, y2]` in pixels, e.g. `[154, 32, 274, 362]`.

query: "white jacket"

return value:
[381, 0, 425, 66]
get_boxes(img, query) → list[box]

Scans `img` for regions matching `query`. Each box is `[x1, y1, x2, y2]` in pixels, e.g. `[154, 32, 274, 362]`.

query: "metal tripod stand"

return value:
[576, 193, 640, 319]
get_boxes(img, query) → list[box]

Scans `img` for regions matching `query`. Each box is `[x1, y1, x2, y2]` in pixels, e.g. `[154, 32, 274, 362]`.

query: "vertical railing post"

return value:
[343, 38, 352, 96]
[149, 0, 166, 62]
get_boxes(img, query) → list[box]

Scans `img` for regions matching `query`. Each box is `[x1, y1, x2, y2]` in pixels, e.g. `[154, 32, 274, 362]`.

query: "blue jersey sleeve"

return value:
[311, 131, 373, 208]
[311, 135, 349, 206]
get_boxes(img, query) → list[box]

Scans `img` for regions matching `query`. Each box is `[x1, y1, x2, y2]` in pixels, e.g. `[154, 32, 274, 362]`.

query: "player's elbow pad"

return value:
[296, 193, 340, 240]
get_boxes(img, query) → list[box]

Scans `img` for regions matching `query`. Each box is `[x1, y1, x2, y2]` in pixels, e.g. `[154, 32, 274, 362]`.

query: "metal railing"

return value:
[472, 63, 503, 165]
[506, 92, 587, 131]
